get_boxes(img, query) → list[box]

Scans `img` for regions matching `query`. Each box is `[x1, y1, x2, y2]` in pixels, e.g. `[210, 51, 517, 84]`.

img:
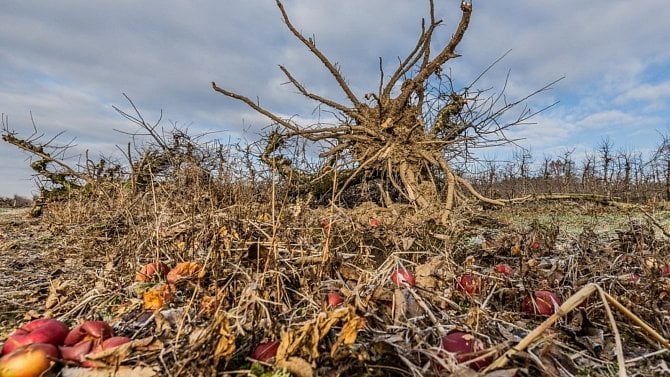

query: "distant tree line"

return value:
[468, 135, 670, 203]
[0, 194, 33, 208]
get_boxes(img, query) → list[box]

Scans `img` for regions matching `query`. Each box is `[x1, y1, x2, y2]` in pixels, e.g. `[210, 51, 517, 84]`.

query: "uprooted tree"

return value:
[212, 0, 555, 219]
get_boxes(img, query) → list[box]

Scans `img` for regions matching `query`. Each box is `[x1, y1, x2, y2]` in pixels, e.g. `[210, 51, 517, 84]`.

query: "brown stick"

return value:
[484, 283, 597, 371]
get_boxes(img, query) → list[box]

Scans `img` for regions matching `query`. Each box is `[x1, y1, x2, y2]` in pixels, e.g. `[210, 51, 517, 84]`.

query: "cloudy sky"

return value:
[1, 1, 669, 196]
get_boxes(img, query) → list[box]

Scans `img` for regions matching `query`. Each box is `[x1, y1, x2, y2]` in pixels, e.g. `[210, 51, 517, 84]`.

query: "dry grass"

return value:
[3, 167, 670, 376]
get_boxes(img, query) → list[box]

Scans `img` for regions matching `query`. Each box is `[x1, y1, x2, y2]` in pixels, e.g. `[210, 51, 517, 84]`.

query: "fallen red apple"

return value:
[64, 321, 113, 347]
[390, 268, 416, 287]
[59, 340, 93, 363]
[135, 262, 170, 282]
[100, 336, 131, 350]
[2, 318, 69, 355]
[80, 336, 132, 368]
[456, 273, 480, 295]
[493, 264, 513, 276]
[0, 343, 59, 377]
[439, 331, 490, 371]
[521, 290, 561, 316]
[327, 292, 344, 307]
[250, 340, 279, 362]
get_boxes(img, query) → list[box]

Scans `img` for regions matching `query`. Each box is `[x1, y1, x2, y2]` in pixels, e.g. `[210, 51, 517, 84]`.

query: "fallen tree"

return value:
[213, 0, 558, 219]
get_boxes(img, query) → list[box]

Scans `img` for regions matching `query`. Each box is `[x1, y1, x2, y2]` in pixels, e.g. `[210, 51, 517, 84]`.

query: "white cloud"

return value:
[1, 0, 670, 196]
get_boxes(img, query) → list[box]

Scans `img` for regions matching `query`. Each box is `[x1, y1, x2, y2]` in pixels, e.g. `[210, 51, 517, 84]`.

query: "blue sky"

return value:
[1, 0, 669, 196]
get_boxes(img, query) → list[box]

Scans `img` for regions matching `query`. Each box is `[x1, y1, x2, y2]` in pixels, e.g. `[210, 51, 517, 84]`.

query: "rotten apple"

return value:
[439, 331, 491, 371]
[80, 336, 132, 368]
[1, 318, 69, 355]
[456, 273, 480, 295]
[135, 262, 170, 282]
[250, 340, 279, 362]
[390, 268, 416, 287]
[521, 290, 561, 316]
[63, 321, 113, 347]
[493, 264, 513, 276]
[327, 292, 344, 307]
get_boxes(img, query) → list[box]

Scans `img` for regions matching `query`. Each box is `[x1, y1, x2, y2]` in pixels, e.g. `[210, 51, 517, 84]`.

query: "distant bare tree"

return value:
[598, 137, 614, 187]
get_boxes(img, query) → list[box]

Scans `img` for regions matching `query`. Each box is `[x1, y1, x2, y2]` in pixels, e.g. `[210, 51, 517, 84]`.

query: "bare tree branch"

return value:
[275, 0, 362, 109]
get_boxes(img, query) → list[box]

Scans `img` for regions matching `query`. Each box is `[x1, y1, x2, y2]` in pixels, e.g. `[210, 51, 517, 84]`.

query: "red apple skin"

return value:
[59, 340, 93, 362]
[99, 336, 131, 350]
[456, 274, 480, 295]
[440, 331, 490, 371]
[80, 337, 132, 368]
[521, 290, 561, 316]
[0, 343, 59, 377]
[327, 292, 344, 307]
[493, 264, 513, 276]
[1, 318, 69, 355]
[250, 341, 279, 362]
[64, 321, 113, 346]
[390, 268, 416, 287]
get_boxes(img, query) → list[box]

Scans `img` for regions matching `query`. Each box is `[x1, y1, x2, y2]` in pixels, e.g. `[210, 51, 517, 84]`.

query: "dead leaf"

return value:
[188, 327, 209, 347]
[214, 313, 236, 360]
[415, 256, 445, 289]
[142, 283, 173, 310]
[276, 357, 314, 377]
[483, 368, 523, 377]
[45, 278, 69, 309]
[331, 314, 366, 356]
[277, 307, 350, 361]
[81, 337, 160, 369]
